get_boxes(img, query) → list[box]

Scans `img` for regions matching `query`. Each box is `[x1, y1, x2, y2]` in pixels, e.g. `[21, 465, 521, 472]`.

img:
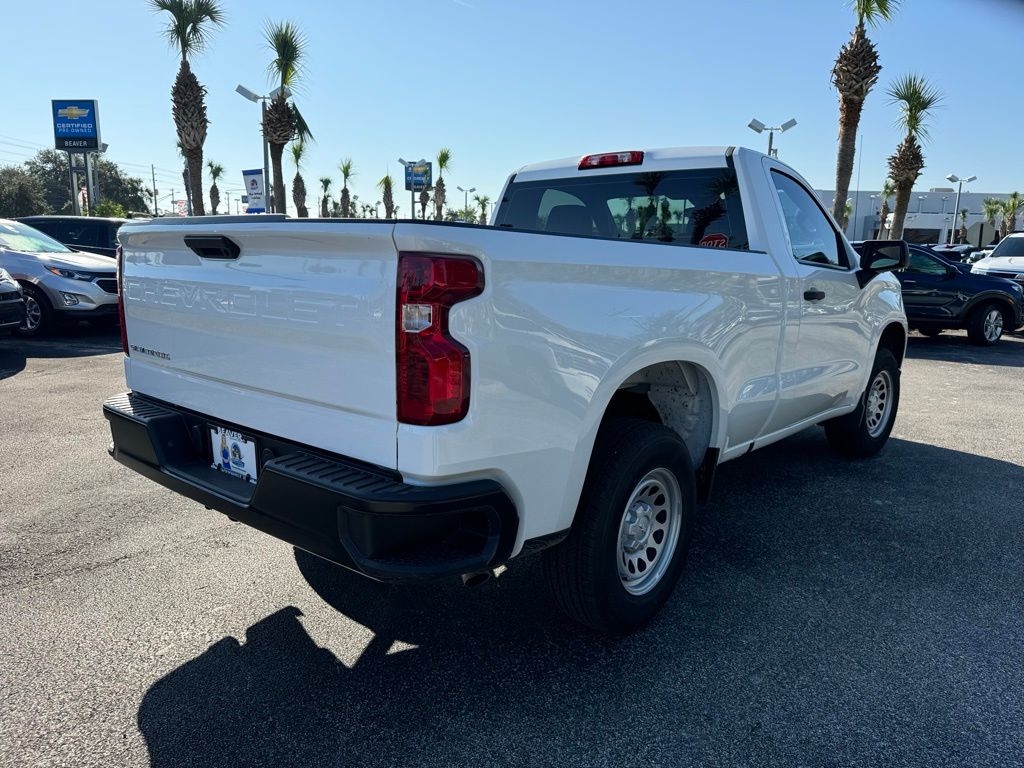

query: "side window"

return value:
[771, 171, 844, 268]
[906, 250, 948, 275]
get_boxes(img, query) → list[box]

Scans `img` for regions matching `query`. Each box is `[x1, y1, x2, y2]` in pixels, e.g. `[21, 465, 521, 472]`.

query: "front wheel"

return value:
[967, 303, 1004, 346]
[17, 285, 51, 337]
[824, 348, 900, 458]
[543, 418, 695, 634]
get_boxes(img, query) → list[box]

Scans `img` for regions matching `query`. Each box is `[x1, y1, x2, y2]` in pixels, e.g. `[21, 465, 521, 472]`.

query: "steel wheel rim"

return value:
[22, 295, 41, 331]
[617, 468, 682, 596]
[984, 309, 1003, 342]
[864, 369, 893, 438]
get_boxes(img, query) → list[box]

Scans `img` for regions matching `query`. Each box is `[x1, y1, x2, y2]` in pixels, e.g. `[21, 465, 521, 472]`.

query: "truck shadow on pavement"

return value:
[0, 324, 120, 380]
[905, 331, 1024, 368]
[137, 430, 1024, 768]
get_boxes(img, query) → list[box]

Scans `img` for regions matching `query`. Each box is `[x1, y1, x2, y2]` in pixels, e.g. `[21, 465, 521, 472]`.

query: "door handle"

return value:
[803, 288, 826, 301]
[184, 235, 241, 260]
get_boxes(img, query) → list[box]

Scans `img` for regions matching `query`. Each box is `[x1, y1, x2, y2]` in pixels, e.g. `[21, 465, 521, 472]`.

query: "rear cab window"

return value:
[494, 167, 749, 251]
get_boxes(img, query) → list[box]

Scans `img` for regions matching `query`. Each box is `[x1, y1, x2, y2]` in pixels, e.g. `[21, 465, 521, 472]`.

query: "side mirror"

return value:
[856, 240, 909, 287]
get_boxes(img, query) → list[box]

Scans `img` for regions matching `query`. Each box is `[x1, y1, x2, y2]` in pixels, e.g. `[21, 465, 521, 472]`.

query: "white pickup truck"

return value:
[105, 147, 909, 633]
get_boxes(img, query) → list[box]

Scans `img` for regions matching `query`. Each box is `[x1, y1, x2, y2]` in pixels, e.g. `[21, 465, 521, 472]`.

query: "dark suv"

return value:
[853, 242, 1024, 346]
[17, 216, 126, 258]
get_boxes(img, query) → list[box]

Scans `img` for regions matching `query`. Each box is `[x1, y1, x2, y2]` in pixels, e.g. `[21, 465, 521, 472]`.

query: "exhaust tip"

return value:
[461, 571, 491, 588]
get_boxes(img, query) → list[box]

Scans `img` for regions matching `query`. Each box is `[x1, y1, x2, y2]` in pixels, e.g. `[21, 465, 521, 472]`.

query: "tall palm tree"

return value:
[1001, 192, 1023, 237]
[290, 140, 308, 217]
[207, 160, 224, 214]
[983, 197, 1004, 240]
[433, 148, 452, 220]
[263, 21, 312, 214]
[957, 208, 969, 244]
[150, 0, 225, 217]
[831, 0, 900, 227]
[473, 193, 491, 225]
[339, 158, 354, 217]
[319, 176, 332, 217]
[877, 178, 895, 237]
[419, 188, 430, 219]
[886, 74, 942, 240]
[379, 174, 395, 218]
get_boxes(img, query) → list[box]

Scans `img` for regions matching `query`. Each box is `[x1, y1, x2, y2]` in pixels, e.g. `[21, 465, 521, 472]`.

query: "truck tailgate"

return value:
[118, 219, 399, 469]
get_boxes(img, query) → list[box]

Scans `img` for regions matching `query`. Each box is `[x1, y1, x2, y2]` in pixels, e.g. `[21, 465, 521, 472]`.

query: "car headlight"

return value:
[45, 266, 94, 281]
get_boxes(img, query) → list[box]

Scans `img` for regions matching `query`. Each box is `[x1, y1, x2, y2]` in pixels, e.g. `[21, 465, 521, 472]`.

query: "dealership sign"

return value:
[242, 169, 266, 214]
[51, 100, 101, 150]
[404, 162, 432, 192]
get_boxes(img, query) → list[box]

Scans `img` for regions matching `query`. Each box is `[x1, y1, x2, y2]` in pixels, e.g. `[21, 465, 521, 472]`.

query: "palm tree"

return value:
[433, 148, 452, 220]
[473, 193, 491, 225]
[150, 0, 225, 216]
[831, 0, 900, 227]
[318, 176, 332, 217]
[983, 197, 1004, 240]
[886, 74, 942, 240]
[290, 140, 308, 217]
[419, 188, 430, 219]
[379, 174, 395, 218]
[957, 208, 969, 244]
[207, 160, 224, 214]
[263, 21, 312, 214]
[338, 158, 354, 217]
[1000, 192, 1023, 237]
[877, 179, 895, 237]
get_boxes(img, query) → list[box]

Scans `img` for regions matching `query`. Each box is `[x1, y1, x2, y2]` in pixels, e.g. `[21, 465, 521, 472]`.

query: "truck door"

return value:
[760, 164, 873, 434]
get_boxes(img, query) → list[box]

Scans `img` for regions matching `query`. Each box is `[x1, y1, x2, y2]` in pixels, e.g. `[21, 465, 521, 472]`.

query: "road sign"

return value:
[52, 100, 101, 151]
[242, 169, 266, 214]
[404, 162, 432, 192]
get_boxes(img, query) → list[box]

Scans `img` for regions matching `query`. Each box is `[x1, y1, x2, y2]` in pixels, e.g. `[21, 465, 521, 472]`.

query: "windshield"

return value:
[0, 221, 74, 254]
[990, 237, 1024, 259]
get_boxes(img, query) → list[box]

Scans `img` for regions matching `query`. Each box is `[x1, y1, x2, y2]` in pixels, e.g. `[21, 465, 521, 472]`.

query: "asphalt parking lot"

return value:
[2, 327, 1023, 768]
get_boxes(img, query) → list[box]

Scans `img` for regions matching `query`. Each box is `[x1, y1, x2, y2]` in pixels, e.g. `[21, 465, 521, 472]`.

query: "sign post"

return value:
[242, 169, 266, 214]
[402, 161, 432, 219]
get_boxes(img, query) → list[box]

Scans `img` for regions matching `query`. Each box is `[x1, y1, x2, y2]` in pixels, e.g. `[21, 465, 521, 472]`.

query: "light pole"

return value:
[457, 185, 476, 217]
[748, 118, 797, 158]
[946, 173, 976, 244]
[398, 157, 427, 219]
[236, 84, 290, 212]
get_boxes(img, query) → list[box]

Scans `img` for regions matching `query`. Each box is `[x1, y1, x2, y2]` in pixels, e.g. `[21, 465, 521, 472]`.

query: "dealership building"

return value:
[814, 188, 1012, 245]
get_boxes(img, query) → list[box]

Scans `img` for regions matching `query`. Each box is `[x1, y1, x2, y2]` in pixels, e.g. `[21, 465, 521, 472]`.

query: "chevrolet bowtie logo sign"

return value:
[57, 105, 90, 120]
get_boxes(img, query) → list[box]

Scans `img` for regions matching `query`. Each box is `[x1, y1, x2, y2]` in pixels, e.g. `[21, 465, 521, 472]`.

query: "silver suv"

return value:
[0, 219, 118, 336]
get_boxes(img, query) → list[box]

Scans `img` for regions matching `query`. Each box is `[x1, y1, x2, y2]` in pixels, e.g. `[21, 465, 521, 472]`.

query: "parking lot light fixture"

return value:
[747, 118, 796, 158]
[946, 174, 977, 244]
[236, 85, 291, 212]
[457, 185, 476, 214]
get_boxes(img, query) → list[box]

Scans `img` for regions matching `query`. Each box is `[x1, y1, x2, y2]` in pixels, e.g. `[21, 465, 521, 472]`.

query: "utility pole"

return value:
[151, 165, 159, 216]
[67, 152, 80, 216]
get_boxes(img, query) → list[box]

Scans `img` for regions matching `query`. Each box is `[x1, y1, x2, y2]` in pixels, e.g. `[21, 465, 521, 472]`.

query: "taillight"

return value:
[116, 244, 128, 355]
[578, 151, 644, 170]
[397, 253, 483, 426]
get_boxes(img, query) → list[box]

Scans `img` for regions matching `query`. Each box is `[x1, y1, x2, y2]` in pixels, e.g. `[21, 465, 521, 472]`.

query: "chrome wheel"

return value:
[864, 369, 894, 438]
[617, 468, 682, 596]
[983, 308, 1003, 343]
[21, 293, 41, 332]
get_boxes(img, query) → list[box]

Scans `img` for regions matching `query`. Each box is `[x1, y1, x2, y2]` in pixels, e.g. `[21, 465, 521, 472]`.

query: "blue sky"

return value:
[4, 0, 1022, 215]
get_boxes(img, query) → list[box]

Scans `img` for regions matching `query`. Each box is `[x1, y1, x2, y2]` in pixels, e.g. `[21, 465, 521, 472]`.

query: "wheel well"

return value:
[976, 298, 1016, 327]
[601, 361, 715, 471]
[878, 323, 906, 366]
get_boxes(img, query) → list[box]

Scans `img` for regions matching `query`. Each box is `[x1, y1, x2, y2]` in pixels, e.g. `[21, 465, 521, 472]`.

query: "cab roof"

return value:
[512, 146, 766, 183]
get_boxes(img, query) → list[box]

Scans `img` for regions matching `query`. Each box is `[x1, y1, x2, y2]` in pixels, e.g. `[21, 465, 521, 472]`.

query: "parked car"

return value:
[0, 268, 26, 335]
[17, 215, 127, 258]
[106, 146, 909, 633]
[853, 241, 1023, 345]
[0, 219, 118, 336]
[971, 233, 1024, 288]
[931, 244, 985, 263]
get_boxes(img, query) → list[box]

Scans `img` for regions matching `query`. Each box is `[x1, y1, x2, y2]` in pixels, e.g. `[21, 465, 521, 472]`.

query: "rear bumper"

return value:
[103, 392, 518, 581]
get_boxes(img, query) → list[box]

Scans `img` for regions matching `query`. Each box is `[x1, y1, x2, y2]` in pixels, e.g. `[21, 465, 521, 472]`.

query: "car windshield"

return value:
[0, 221, 74, 254]
[991, 237, 1024, 259]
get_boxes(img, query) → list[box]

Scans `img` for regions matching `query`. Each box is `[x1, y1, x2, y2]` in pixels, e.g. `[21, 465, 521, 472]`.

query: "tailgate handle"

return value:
[184, 235, 241, 260]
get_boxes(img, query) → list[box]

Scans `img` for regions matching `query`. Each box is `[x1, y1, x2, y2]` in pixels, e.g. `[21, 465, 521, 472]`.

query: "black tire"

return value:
[17, 284, 52, 337]
[966, 302, 1004, 346]
[824, 348, 900, 458]
[543, 418, 696, 634]
[919, 327, 944, 337]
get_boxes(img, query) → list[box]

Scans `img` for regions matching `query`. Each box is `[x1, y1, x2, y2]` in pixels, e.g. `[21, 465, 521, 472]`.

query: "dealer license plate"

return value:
[210, 426, 258, 484]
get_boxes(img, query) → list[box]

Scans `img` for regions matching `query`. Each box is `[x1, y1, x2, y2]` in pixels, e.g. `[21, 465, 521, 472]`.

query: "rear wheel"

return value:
[824, 348, 900, 458]
[967, 303, 1004, 346]
[17, 285, 51, 337]
[543, 418, 695, 634]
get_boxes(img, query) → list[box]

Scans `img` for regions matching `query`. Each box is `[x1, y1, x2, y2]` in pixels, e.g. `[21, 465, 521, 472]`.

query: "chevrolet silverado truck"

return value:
[104, 147, 909, 633]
